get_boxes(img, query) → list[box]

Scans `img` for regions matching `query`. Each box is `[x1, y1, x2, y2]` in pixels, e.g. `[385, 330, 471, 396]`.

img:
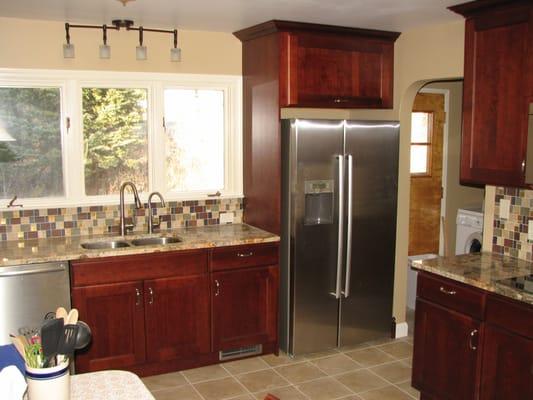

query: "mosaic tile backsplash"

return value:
[493, 187, 533, 261]
[0, 198, 243, 242]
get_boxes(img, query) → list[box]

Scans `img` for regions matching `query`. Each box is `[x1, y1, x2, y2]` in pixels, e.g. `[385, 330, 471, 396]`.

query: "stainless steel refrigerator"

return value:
[280, 119, 399, 355]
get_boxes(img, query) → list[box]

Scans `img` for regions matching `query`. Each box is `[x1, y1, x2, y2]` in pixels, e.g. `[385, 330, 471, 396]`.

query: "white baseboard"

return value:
[395, 322, 408, 339]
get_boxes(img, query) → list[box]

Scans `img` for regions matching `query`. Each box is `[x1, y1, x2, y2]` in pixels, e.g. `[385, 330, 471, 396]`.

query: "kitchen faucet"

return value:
[147, 191, 166, 234]
[119, 182, 143, 236]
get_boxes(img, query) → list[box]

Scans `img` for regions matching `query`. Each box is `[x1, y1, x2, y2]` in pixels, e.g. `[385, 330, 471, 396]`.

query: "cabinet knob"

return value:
[135, 288, 141, 306]
[148, 287, 154, 305]
[237, 251, 253, 258]
[333, 98, 349, 103]
[214, 279, 220, 296]
[468, 329, 478, 351]
[439, 286, 457, 295]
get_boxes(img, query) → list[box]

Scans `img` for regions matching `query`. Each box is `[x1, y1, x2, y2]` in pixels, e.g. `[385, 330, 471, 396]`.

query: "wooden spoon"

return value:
[11, 336, 27, 362]
[56, 307, 68, 321]
[66, 308, 79, 325]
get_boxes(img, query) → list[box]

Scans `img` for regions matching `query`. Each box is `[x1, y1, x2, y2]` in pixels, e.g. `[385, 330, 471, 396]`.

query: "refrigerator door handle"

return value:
[330, 154, 344, 299]
[343, 154, 353, 298]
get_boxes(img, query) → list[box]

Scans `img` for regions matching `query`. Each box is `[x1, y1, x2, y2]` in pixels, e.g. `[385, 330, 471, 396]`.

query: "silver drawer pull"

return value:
[469, 329, 478, 351]
[135, 288, 141, 306]
[148, 287, 154, 305]
[237, 252, 253, 258]
[439, 286, 457, 295]
[214, 279, 220, 296]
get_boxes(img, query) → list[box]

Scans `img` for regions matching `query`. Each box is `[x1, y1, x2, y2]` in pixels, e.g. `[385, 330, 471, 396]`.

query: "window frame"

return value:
[0, 69, 243, 210]
[410, 110, 434, 177]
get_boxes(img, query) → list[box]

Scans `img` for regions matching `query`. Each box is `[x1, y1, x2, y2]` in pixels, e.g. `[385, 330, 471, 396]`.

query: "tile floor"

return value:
[142, 334, 420, 400]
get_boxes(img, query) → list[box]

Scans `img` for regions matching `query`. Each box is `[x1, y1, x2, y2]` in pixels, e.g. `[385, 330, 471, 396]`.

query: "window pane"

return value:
[410, 145, 428, 174]
[0, 87, 64, 199]
[82, 88, 148, 195]
[411, 112, 431, 143]
[164, 89, 224, 192]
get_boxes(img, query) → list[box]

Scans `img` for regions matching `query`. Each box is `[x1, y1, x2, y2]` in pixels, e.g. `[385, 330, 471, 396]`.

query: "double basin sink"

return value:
[81, 235, 182, 250]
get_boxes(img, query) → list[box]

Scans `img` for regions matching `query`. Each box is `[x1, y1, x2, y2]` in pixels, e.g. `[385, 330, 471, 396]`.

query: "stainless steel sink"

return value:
[80, 241, 131, 250]
[130, 237, 182, 246]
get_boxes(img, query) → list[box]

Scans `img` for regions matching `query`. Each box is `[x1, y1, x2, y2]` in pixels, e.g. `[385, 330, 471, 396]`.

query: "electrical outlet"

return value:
[219, 212, 234, 224]
[499, 199, 510, 219]
[528, 220, 533, 242]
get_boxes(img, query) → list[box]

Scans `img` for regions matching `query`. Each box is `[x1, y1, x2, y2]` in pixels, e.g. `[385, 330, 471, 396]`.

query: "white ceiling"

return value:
[0, 0, 464, 33]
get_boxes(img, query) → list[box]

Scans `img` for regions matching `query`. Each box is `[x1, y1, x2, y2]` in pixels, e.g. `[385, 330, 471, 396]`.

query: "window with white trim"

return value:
[0, 69, 242, 209]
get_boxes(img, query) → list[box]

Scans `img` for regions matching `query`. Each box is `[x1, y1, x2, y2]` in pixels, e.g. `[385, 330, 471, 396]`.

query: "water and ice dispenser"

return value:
[304, 180, 334, 225]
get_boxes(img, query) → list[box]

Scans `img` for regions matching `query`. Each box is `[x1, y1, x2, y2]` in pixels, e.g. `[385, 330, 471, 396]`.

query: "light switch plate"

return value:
[529, 220, 533, 242]
[219, 212, 234, 224]
[499, 199, 510, 219]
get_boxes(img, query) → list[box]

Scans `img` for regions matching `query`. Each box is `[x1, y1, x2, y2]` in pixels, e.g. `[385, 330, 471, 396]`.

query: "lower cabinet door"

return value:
[144, 275, 210, 362]
[412, 299, 481, 400]
[72, 281, 146, 372]
[212, 266, 278, 351]
[480, 324, 533, 399]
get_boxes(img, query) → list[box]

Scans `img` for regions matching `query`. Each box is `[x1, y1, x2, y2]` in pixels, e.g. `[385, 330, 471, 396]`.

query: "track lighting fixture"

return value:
[63, 20, 181, 62]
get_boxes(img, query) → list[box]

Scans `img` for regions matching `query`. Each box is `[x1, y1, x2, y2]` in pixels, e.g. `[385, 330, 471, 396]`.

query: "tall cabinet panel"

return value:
[450, 0, 533, 187]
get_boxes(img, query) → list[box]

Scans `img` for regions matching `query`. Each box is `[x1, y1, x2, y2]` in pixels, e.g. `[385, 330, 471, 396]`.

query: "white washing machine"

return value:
[455, 206, 483, 255]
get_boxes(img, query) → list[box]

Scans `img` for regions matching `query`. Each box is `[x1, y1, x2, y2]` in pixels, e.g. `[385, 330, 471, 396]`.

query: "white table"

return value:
[71, 370, 154, 400]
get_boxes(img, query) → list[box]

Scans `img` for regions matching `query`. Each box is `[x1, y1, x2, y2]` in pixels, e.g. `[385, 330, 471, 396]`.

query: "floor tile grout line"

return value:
[180, 371, 209, 400]
[364, 365, 417, 399]
[268, 366, 313, 400]
[308, 360, 361, 397]
[220, 362, 260, 399]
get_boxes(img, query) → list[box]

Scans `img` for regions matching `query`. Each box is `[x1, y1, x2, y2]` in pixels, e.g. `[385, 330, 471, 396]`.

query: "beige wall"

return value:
[1, 15, 468, 328]
[424, 81, 484, 256]
[0, 17, 241, 74]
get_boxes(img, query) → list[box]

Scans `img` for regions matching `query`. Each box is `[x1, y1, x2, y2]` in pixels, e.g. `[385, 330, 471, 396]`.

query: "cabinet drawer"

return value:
[417, 273, 485, 319]
[486, 294, 533, 339]
[210, 243, 279, 271]
[71, 250, 208, 287]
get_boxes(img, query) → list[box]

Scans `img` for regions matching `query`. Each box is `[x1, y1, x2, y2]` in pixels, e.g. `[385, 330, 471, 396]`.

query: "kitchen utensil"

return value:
[66, 309, 78, 325]
[41, 318, 64, 367]
[57, 324, 79, 357]
[75, 321, 92, 350]
[55, 307, 68, 321]
[10, 335, 27, 362]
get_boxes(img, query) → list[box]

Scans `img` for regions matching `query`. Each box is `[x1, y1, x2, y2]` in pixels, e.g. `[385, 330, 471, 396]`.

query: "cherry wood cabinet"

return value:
[233, 20, 399, 235]
[450, 0, 533, 187]
[412, 299, 481, 399]
[71, 242, 279, 376]
[72, 281, 146, 372]
[412, 271, 533, 400]
[480, 325, 533, 399]
[212, 266, 278, 351]
[144, 275, 210, 363]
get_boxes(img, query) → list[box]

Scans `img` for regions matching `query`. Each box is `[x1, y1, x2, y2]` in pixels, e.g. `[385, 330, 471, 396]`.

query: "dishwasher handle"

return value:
[0, 262, 68, 277]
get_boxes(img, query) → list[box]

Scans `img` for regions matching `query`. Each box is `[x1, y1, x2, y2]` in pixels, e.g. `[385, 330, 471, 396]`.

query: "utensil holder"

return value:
[25, 360, 70, 400]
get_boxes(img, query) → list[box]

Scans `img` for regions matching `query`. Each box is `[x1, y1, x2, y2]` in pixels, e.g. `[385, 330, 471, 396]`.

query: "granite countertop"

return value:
[410, 252, 533, 306]
[0, 224, 280, 268]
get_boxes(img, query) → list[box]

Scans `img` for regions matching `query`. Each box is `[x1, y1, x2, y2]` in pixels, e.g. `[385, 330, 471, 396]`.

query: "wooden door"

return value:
[459, 4, 531, 186]
[144, 275, 210, 362]
[409, 92, 445, 255]
[72, 281, 146, 372]
[412, 299, 481, 400]
[280, 31, 395, 108]
[212, 266, 278, 351]
[480, 324, 533, 399]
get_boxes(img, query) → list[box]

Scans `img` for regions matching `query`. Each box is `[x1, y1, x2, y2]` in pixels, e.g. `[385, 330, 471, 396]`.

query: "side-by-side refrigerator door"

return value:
[289, 119, 344, 355]
[339, 121, 399, 347]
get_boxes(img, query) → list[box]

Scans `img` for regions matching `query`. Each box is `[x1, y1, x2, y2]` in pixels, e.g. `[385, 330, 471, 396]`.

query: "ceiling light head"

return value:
[136, 27, 147, 60]
[99, 24, 111, 59]
[170, 30, 181, 62]
[117, 0, 135, 6]
[112, 19, 134, 30]
[63, 23, 75, 58]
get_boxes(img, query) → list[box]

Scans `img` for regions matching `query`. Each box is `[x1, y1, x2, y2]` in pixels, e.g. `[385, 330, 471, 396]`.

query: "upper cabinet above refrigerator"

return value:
[234, 20, 400, 110]
[449, 0, 533, 187]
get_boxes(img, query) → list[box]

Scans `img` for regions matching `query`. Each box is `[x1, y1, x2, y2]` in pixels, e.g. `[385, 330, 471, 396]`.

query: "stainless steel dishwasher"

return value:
[0, 261, 71, 345]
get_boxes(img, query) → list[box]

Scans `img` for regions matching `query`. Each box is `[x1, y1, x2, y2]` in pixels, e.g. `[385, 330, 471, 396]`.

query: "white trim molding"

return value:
[395, 322, 409, 339]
